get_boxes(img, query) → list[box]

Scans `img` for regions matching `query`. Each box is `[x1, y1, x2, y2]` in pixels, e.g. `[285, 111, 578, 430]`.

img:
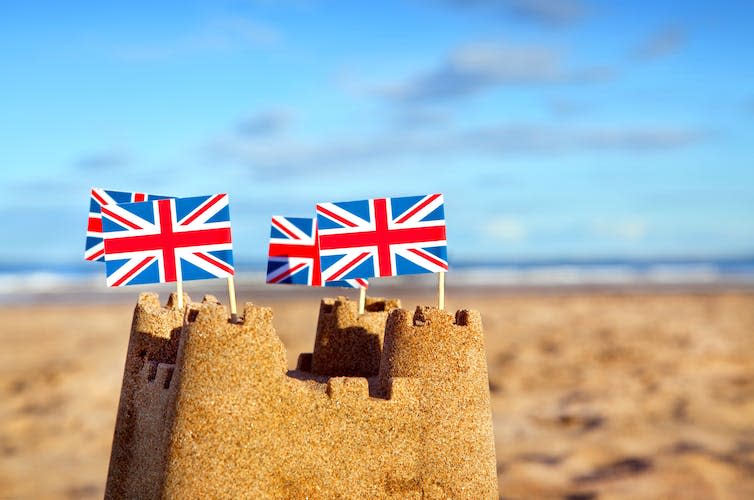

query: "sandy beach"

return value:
[1, 289, 753, 499]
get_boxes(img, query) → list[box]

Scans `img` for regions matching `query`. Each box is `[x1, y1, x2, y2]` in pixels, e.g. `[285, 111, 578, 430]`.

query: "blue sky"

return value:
[1, 0, 753, 264]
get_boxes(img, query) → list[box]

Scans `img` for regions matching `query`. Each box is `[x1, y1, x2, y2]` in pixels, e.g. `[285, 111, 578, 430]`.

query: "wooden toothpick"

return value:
[358, 284, 367, 315]
[438, 271, 445, 311]
[176, 279, 184, 310]
[228, 275, 239, 323]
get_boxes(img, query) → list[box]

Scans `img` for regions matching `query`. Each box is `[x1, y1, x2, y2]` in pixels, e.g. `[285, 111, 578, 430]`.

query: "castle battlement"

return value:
[379, 306, 486, 384]
[106, 293, 497, 499]
[310, 295, 401, 377]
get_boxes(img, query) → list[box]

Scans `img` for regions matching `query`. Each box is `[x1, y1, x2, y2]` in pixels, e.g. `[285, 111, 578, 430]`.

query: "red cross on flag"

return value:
[316, 194, 448, 281]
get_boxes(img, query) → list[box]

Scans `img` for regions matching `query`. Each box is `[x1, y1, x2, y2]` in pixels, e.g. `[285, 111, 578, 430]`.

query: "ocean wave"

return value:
[0, 260, 752, 302]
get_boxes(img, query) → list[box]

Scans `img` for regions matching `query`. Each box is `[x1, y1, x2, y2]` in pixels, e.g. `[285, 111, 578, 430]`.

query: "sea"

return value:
[1, 256, 753, 304]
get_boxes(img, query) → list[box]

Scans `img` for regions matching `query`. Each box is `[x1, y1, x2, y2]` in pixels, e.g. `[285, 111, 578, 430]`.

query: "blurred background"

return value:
[1, 1, 753, 499]
[1, 0, 753, 289]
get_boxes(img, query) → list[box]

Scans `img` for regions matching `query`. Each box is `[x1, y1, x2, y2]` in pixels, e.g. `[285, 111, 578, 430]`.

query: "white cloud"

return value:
[115, 16, 280, 62]
[73, 148, 131, 170]
[632, 26, 686, 60]
[207, 121, 707, 177]
[439, 0, 588, 26]
[548, 98, 592, 117]
[236, 109, 293, 138]
[506, 0, 587, 25]
[485, 216, 528, 242]
[377, 40, 613, 102]
[591, 218, 647, 241]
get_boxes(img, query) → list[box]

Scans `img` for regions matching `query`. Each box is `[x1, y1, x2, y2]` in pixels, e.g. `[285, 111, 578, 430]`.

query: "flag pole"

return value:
[358, 282, 367, 315]
[228, 275, 239, 322]
[176, 279, 184, 310]
[438, 271, 445, 311]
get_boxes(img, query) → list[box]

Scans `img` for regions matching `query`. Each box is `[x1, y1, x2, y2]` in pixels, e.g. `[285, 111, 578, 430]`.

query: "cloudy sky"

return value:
[1, 1, 753, 264]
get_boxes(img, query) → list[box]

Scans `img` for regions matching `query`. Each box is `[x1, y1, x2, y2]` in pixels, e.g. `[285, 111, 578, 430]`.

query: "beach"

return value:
[1, 289, 753, 499]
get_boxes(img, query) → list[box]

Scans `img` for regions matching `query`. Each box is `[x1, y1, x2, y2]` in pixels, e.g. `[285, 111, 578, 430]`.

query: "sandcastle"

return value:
[105, 293, 498, 499]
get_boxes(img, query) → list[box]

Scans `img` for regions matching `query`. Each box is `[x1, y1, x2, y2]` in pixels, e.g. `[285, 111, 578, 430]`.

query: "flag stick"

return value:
[176, 279, 184, 310]
[438, 271, 445, 311]
[358, 284, 367, 315]
[228, 275, 239, 322]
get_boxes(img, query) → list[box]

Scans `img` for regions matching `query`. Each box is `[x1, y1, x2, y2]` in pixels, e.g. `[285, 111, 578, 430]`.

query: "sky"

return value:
[1, 0, 753, 265]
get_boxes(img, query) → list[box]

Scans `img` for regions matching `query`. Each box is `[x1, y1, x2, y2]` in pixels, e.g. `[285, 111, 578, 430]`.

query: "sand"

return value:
[1, 290, 753, 499]
[103, 295, 495, 498]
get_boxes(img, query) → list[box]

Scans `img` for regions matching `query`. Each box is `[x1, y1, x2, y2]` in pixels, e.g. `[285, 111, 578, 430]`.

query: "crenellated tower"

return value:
[105, 293, 497, 499]
[377, 306, 497, 494]
[304, 295, 400, 377]
[105, 292, 186, 499]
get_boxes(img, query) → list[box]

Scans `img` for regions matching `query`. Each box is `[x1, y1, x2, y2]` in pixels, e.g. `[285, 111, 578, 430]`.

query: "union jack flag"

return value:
[85, 188, 171, 262]
[267, 216, 367, 289]
[316, 194, 448, 281]
[101, 194, 234, 287]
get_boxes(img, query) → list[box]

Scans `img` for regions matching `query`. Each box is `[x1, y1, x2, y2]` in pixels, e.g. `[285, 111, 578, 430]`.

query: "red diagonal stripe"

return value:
[407, 248, 448, 270]
[86, 248, 104, 261]
[268, 262, 307, 283]
[101, 207, 143, 230]
[112, 256, 153, 287]
[394, 193, 441, 224]
[193, 252, 233, 275]
[180, 194, 225, 226]
[317, 205, 359, 228]
[272, 217, 301, 240]
[91, 189, 108, 206]
[328, 251, 370, 281]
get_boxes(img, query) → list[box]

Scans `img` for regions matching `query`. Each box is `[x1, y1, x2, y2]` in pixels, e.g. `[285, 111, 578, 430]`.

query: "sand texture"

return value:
[0, 290, 753, 498]
[310, 296, 401, 377]
[103, 293, 186, 498]
[106, 293, 497, 499]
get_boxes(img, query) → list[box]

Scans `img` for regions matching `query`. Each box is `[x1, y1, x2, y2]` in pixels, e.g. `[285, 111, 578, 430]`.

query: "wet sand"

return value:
[1, 290, 752, 499]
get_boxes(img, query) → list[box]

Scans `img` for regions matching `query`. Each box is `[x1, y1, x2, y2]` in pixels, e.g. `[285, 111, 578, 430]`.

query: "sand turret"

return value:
[378, 306, 496, 494]
[105, 293, 497, 499]
[307, 295, 400, 377]
[105, 292, 187, 499]
[379, 306, 487, 381]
